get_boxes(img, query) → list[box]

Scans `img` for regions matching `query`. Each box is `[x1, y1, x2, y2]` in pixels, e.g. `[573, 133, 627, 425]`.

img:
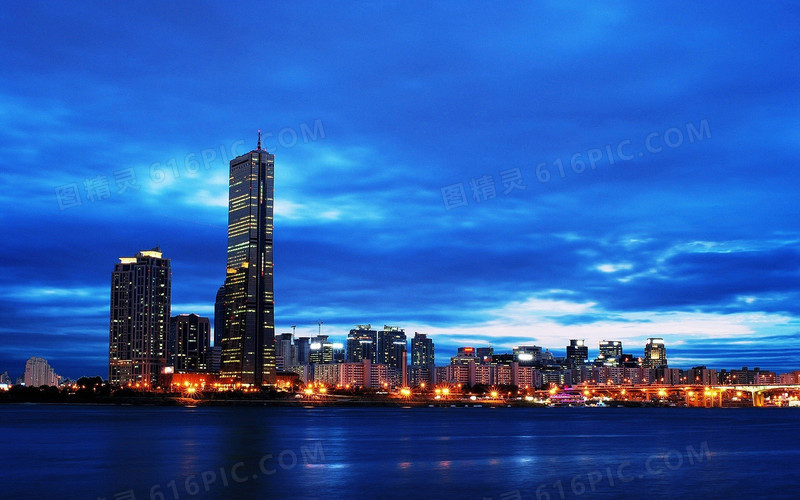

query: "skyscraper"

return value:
[513, 345, 542, 366]
[597, 340, 623, 366]
[309, 335, 334, 364]
[220, 133, 276, 387]
[644, 338, 668, 369]
[378, 325, 407, 371]
[411, 332, 435, 367]
[213, 284, 225, 346]
[168, 313, 211, 372]
[566, 339, 588, 367]
[408, 332, 436, 386]
[275, 332, 294, 371]
[109, 247, 171, 387]
[346, 324, 377, 363]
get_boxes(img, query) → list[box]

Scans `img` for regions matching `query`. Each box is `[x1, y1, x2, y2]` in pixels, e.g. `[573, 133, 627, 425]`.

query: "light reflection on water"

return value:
[0, 405, 798, 499]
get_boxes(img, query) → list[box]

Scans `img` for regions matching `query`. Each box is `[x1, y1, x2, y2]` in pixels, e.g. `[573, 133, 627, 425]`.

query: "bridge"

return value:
[570, 383, 800, 407]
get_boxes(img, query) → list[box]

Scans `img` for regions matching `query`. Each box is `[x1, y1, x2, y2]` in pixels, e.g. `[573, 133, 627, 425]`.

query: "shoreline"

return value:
[0, 397, 779, 409]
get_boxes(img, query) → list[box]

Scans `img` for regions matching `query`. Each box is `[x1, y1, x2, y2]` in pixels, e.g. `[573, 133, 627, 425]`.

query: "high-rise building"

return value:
[220, 134, 276, 387]
[109, 247, 171, 387]
[566, 339, 588, 367]
[275, 333, 294, 371]
[208, 345, 222, 372]
[596, 340, 622, 366]
[476, 347, 494, 364]
[451, 347, 477, 366]
[411, 332, 435, 367]
[513, 345, 542, 366]
[168, 314, 211, 373]
[644, 338, 668, 369]
[332, 342, 345, 363]
[309, 335, 334, 364]
[23, 357, 59, 387]
[410, 333, 434, 386]
[213, 285, 225, 346]
[378, 326, 407, 371]
[294, 337, 311, 365]
[346, 324, 377, 363]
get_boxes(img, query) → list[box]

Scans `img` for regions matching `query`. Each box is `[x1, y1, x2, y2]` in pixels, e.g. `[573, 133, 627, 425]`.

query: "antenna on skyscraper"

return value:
[317, 319, 324, 336]
[257, 129, 262, 150]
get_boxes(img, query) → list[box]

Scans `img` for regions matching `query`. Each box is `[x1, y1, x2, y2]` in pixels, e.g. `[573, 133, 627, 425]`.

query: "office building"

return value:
[332, 342, 345, 363]
[109, 247, 171, 387]
[596, 340, 622, 366]
[168, 314, 211, 372]
[513, 345, 542, 366]
[275, 333, 294, 371]
[220, 134, 276, 386]
[410, 332, 435, 386]
[566, 339, 588, 367]
[294, 337, 311, 365]
[411, 332, 435, 367]
[644, 338, 668, 369]
[346, 324, 377, 363]
[309, 335, 334, 364]
[378, 326, 407, 371]
[476, 347, 493, 364]
[213, 285, 225, 345]
[208, 345, 222, 372]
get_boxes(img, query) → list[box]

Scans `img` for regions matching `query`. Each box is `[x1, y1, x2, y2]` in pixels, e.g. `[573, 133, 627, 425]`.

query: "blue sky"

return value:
[2, 2, 800, 379]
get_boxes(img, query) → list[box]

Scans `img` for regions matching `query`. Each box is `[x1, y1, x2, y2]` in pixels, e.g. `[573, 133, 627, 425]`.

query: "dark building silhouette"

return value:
[214, 285, 225, 346]
[566, 339, 588, 367]
[168, 313, 211, 372]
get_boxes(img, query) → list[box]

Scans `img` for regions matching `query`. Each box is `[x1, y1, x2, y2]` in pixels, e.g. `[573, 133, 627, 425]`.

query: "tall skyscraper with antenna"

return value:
[219, 132, 276, 386]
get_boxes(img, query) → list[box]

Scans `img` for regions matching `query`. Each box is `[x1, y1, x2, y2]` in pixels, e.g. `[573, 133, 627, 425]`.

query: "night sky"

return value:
[2, 3, 800, 379]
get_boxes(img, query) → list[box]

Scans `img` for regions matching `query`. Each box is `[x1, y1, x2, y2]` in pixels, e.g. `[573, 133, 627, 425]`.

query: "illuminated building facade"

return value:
[309, 335, 334, 364]
[411, 332, 435, 367]
[410, 332, 435, 385]
[596, 340, 622, 366]
[168, 313, 211, 372]
[378, 325, 407, 371]
[346, 325, 377, 363]
[566, 339, 588, 367]
[644, 338, 668, 369]
[220, 134, 276, 386]
[109, 248, 171, 387]
[275, 333, 294, 371]
[476, 347, 493, 364]
[513, 345, 542, 366]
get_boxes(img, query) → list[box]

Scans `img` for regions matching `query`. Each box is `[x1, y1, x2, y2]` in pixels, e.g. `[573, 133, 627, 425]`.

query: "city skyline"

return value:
[3, 3, 800, 380]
